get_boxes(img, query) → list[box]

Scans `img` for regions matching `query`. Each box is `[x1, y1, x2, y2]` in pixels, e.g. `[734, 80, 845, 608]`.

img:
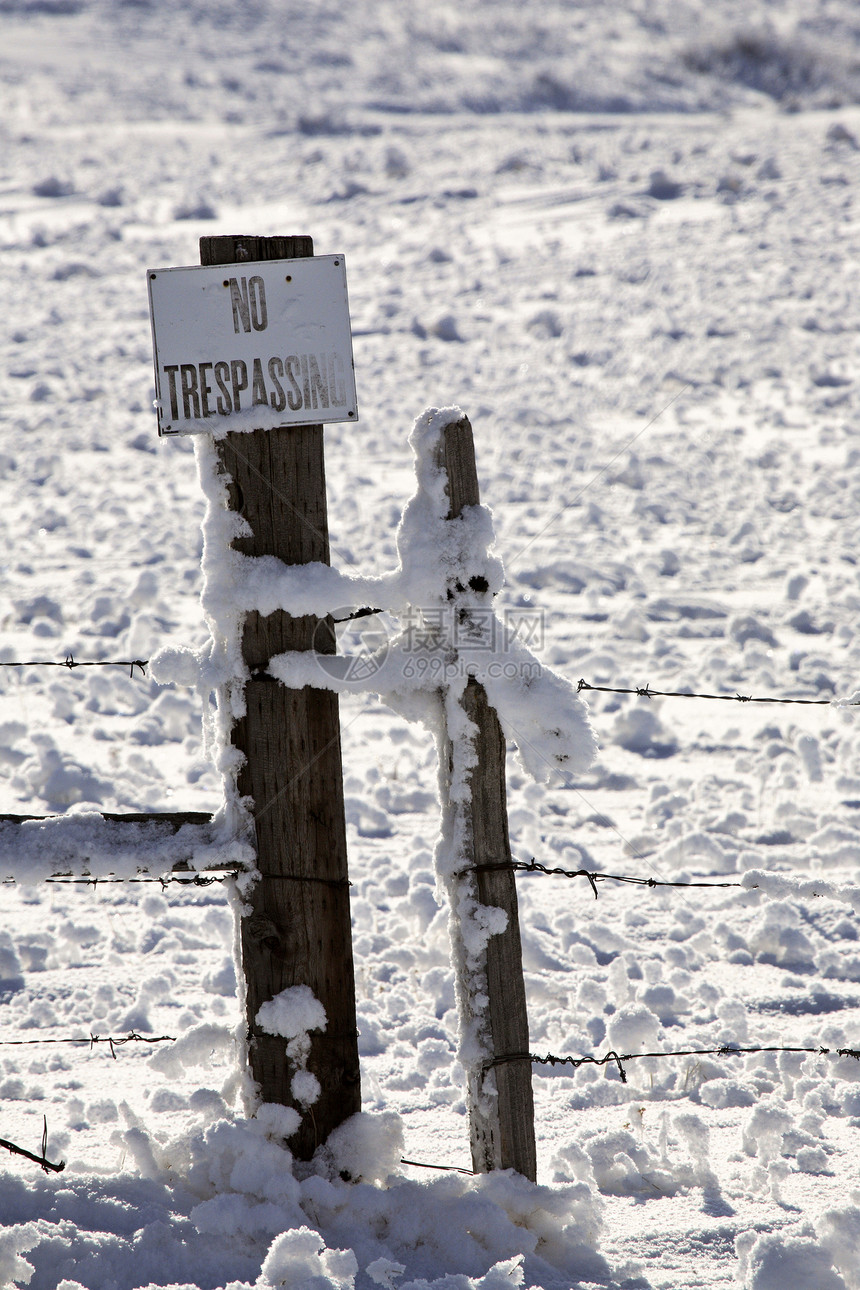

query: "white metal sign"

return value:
[146, 255, 358, 436]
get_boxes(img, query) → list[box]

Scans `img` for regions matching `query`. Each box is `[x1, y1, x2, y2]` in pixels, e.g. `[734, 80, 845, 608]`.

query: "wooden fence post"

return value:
[199, 234, 360, 1159]
[438, 415, 537, 1181]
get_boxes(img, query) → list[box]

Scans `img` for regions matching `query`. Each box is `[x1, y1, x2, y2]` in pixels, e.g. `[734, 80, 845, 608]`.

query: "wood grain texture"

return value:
[461, 679, 536, 1180]
[199, 234, 360, 1160]
[438, 415, 537, 1182]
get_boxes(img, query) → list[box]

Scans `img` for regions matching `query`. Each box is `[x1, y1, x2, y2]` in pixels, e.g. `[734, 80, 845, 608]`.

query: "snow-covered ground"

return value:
[2, 2, 860, 1286]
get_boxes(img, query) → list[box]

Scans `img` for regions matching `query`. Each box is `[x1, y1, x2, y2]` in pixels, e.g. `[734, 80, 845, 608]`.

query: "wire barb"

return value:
[473, 858, 743, 898]
[0, 1032, 175, 1051]
[0, 873, 231, 888]
[577, 678, 833, 706]
[486, 1043, 860, 1084]
[0, 657, 148, 677]
[0, 1117, 65, 1173]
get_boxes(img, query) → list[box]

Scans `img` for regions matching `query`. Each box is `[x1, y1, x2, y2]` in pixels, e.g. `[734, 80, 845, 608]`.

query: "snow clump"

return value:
[257, 985, 327, 1110]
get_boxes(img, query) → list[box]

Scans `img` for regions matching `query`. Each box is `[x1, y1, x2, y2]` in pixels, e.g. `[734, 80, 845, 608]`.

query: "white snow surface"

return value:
[3, 0, 860, 1287]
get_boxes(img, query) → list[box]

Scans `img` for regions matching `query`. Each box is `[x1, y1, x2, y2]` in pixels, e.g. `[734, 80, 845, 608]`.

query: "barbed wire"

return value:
[487, 1043, 860, 1084]
[0, 1032, 175, 1059]
[2, 872, 350, 891]
[3, 870, 350, 892]
[2, 873, 230, 889]
[474, 858, 743, 899]
[1, 1116, 64, 1174]
[0, 655, 147, 678]
[50, 873, 228, 889]
[577, 678, 837, 706]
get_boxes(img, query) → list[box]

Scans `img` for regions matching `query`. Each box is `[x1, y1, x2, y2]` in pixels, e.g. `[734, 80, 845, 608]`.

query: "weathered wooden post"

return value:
[437, 415, 537, 1181]
[198, 234, 360, 1158]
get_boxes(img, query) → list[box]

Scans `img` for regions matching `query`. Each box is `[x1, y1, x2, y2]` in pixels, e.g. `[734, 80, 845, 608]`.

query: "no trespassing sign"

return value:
[146, 255, 358, 436]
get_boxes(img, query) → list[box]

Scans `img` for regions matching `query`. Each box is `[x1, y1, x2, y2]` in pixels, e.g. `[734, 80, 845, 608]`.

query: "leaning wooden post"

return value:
[438, 415, 537, 1181]
[199, 234, 360, 1159]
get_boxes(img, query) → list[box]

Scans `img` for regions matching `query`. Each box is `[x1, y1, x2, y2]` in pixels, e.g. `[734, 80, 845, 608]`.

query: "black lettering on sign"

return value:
[229, 278, 251, 334]
[214, 361, 232, 414]
[268, 357, 286, 412]
[163, 350, 348, 422]
[163, 365, 180, 419]
[308, 354, 329, 409]
[230, 359, 248, 411]
[180, 363, 200, 419]
[328, 352, 346, 405]
[251, 357, 268, 407]
[199, 362, 214, 417]
[229, 276, 268, 333]
[248, 276, 268, 331]
[299, 354, 311, 409]
[284, 356, 302, 411]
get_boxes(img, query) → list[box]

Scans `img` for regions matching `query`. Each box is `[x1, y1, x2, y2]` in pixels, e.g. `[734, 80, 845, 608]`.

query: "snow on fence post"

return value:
[436, 415, 537, 1182]
[198, 234, 360, 1160]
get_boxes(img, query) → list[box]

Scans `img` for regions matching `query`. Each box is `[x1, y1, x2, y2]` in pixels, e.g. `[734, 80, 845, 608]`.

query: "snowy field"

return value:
[3, 1, 860, 1286]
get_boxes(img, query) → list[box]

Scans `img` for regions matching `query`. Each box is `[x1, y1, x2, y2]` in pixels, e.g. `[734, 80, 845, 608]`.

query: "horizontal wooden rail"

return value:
[0, 812, 213, 827]
[0, 812, 231, 877]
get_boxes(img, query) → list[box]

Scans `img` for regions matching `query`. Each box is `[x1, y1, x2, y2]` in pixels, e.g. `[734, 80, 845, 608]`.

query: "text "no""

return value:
[229, 276, 268, 333]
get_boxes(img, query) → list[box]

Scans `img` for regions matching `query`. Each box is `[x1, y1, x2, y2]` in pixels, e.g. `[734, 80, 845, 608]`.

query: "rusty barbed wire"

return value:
[487, 1043, 860, 1084]
[0, 1116, 65, 1174]
[0, 1032, 175, 1059]
[0, 655, 147, 678]
[577, 678, 838, 706]
[474, 858, 743, 898]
